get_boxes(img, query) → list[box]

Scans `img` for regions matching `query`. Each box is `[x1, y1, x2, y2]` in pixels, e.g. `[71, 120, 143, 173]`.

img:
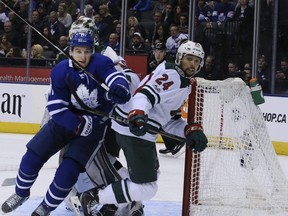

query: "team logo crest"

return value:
[71, 84, 99, 109]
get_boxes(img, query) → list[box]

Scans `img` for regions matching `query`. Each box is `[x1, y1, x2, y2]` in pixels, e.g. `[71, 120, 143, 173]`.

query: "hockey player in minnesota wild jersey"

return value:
[1, 32, 131, 216]
[79, 40, 209, 214]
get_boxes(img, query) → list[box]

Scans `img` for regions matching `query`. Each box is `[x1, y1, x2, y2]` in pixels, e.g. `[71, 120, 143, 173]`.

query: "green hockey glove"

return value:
[128, 109, 148, 136]
[185, 123, 208, 152]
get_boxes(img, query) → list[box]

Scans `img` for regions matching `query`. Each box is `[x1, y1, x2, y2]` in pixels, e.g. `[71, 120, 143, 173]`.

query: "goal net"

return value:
[182, 78, 288, 216]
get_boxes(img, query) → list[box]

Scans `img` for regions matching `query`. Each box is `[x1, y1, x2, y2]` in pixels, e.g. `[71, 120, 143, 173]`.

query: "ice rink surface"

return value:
[0, 133, 287, 216]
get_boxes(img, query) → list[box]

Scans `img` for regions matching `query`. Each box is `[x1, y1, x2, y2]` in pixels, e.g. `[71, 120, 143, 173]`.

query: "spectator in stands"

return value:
[211, 0, 235, 27]
[197, 55, 223, 80]
[104, 33, 120, 52]
[153, 23, 169, 43]
[31, 44, 45, 59]
[234, 0, 254, 21]
[40, 0, 58, 15]
[235, 0, 254, 9]
[94, 13, 110, 45]
[177, 14, 189, 34]
[153, 0, 169, 14]
[275, 57, 288, 93]
[99, 0, 121, 21]
[242, 62, 252, 85]
[148, 42, 167, 74]
[0, 33, 12, 55]
[127, 15, 147, 41]
[152, 23, 168, 45]
[131, 0, 152, 13]
[129, 32, 151, 53]
[162, 3, 174, 28]
[5, 46, 22, 58]
[114, 21, 122, 38]
[47, 11, 66, 44]
[256, 55, 271, 93]
[147, 11, 165, 43]
[36, 3, 49, 22]
[30, 44, 47, 66]
[32, 10, 45, 32]
[276, 57, 288, 80]
[57, 36, 68, 51]
[60, 0, 78, 21]
[225, 60, 241, 78]
[165, 24, 188, 60]
[0, 47, 5, 58]
[5, 0, 19, 9]
[53, 35, 69, 64]
[18, 24, 34, 49]
[31, 10, 45, 43]
[174, 0, 189, 14]
[38, 26, 55, 53]
[195, 0, 213, 24]
[5, 46, 25, 65]
[17, 1, 28, 19]
[57, 3, 73, 34]
[0, 3, 9, 26]
[84, 4, 95, 19]
[1, 21, 19, 47]
[174, 5, 187, 25]
[234, 0, 254, 63]
[126, 25, 137, 48]
[98, 4, 115, 34]
[7, 11, 23, 34]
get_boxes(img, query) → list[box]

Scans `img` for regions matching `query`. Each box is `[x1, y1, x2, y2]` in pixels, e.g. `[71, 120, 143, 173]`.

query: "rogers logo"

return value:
[0, 93, 22, 117]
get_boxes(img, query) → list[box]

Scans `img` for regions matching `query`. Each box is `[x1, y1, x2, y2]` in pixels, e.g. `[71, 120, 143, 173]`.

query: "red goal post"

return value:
[182, 77, 288, 216]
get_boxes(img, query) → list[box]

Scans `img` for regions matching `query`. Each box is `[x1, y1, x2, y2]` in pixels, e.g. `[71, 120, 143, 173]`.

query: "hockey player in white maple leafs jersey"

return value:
[79, 40, 208, 213]
[1, 32, 131, 216]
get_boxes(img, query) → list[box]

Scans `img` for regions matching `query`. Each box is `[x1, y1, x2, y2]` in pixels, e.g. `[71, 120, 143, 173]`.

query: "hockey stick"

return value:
[0, 0, 109, 92]
[1, 177, 16, 186]
[66, 75, 186, 142]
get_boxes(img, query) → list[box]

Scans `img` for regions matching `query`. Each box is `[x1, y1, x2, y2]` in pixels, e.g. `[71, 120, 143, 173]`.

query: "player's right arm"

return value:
[46, 61, 89, 135]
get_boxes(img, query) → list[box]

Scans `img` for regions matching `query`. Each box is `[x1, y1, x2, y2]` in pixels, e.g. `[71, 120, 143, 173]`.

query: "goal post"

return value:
[182, 77, 288, 216]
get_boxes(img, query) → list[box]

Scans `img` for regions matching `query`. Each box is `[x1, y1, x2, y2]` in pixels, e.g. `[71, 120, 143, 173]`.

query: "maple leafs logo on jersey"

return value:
[71, 84, 99, 109]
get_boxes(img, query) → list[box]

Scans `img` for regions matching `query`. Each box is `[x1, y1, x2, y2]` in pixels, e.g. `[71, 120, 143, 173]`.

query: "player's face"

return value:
[71, 46, 93, 68]
[180, 55, 201, 77]
[153, 50, 166, 63]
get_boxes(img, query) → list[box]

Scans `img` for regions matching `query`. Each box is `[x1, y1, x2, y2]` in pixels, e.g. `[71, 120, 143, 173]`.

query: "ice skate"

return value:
[31, 202, 52, 216]
[1, 193, 29, 213]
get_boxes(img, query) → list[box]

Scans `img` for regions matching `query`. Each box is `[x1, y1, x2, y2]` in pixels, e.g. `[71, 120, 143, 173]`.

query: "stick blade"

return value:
[2, 177, 16, 186]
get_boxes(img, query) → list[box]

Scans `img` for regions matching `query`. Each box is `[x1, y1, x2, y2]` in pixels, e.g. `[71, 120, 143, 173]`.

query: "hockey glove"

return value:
[76, 115, 93, 136]
[108, 84, 131, 104]
[185, 123, 208, 152]
[128, 109, 148, 136]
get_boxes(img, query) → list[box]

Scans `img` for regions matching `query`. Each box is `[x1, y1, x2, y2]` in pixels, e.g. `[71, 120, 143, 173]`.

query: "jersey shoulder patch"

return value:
[164, 62, 190, 88]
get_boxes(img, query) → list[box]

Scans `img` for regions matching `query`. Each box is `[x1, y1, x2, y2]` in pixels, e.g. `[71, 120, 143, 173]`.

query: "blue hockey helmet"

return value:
[70, 32, 94, 50]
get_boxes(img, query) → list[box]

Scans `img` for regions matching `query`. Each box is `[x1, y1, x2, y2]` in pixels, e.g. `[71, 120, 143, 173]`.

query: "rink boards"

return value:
[0, 83, 287, 155]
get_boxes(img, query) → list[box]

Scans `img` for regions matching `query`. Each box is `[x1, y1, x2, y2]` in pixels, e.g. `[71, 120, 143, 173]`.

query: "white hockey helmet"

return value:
[69, 16, 96, 41]
[175, 40, 205, 72]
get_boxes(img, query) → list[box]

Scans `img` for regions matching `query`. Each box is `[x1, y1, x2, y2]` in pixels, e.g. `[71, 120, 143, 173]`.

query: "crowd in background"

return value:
[0, 0, 287, 94]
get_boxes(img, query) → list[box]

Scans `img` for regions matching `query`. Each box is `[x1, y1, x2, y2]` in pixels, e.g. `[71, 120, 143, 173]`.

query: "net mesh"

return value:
[187, 78, 288, 216]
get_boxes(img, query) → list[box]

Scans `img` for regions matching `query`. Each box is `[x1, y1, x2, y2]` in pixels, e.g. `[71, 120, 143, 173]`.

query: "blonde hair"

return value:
[31, 44, 44, 58]
[128, 16, 139, 27]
